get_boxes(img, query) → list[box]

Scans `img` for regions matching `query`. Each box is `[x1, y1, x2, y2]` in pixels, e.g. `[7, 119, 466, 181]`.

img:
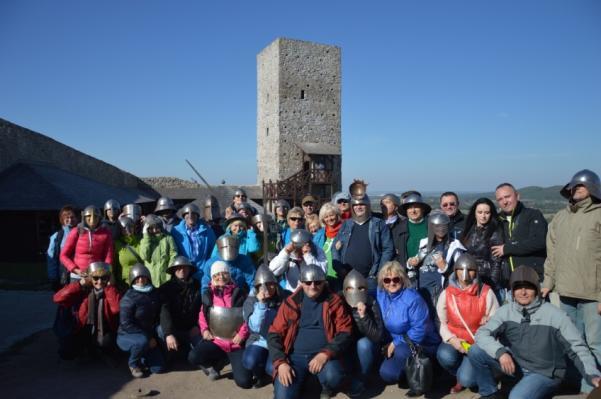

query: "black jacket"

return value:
[159, 277, 202, 336]
[346, 296, 384, 344]
[389, 217, 409, 265]
[463, 225, 504, 287]
[118, 288, 161, 337]
[449, 212, 465, 241]
[498, 202, 547, 283]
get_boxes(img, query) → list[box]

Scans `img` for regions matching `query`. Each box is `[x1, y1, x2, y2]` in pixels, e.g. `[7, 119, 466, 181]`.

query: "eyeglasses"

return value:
[289, 217, 304, 222]
[235, 195, 247, 199]
[441, 202, 457, 208]
[92, 276, 109, 282]
[383, 277, 401, 285]
[302, 280, 323, 287]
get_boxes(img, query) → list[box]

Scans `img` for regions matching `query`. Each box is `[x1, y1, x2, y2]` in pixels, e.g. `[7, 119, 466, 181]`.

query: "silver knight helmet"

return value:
[217, 235, 239, 261]
[454, 253, 478, 285]
[351, 194, 372, 224]
[209, 306, 244, 340]
[560, 169, 601, 201]
[203, 195, 221, 222]
[300, 264, 326, 283]
[82, 205, 101, 229]
[343, 269, 368, 307]
[122, 203, 142, 223]
[427, 210, 451, 252]
[154, 197, 176, 213]
[290, 229, 313, 249]
[103, 199, 121, 218]
[181, 203, 201, 218]
[128, 263, 151, 285]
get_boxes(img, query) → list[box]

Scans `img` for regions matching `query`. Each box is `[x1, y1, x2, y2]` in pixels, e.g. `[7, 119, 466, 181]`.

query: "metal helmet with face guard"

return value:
[217, 235, 239, 261]
[343, 269, 368, 307]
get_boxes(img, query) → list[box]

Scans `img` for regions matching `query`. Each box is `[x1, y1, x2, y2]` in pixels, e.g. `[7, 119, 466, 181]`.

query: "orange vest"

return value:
[445, 283, 490, 344]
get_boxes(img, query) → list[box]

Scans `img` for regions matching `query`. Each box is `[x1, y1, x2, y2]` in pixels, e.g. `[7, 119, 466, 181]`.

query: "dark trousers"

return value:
[242, 344, 273, 377]
[188, 339, 253, 389]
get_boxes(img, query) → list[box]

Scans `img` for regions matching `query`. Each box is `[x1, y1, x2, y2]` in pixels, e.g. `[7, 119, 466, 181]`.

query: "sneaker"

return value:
[206, 366, 220, 381]
[129, 366, 144, 378]
[450, 382, 464, 394]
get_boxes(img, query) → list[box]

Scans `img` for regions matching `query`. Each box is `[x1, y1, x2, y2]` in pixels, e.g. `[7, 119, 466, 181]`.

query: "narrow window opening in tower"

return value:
[266, 127, 269, 136]
[300, 90, 305, 99]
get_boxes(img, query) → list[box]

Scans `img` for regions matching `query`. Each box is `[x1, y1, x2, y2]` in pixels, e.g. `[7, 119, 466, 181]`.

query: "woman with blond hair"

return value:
[318, 202, 343, 290]
[376, 261, 440, 391]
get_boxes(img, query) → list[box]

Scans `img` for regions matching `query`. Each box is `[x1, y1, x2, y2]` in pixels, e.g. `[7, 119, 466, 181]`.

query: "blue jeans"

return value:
[356, 337, 379, 378]
[242, 344, 272, 376]
[468, 344, 561, 398]
[436, 343, 477, 388]
[273, 353, 345, 399]
[560, 296, 601, 393]
[117, 333, 165, 373]
[379, 341, 437, 384]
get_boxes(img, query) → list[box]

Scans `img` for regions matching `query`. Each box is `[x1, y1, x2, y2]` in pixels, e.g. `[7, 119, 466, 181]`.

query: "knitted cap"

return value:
[211, 261, 230, 277]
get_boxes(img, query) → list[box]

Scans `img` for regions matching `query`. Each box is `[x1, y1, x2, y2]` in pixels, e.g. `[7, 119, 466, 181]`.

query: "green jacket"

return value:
[139, 232, 177, 287]
[543, 197, 601, 302]
[114, 234, 143, 289]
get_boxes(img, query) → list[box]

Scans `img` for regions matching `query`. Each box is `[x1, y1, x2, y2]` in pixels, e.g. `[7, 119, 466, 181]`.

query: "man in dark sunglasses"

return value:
[439, 191, 465, 240]
[269, 264, 352, 399]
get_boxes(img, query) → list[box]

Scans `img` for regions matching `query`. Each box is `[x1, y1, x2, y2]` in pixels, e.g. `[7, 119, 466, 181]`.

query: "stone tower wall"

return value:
[257, 38, 341, 185]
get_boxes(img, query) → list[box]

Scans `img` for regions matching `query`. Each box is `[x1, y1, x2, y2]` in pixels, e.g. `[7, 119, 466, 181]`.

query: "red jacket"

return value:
[267, 287, 353, 375]
[60, 226, 114, 273]
[53, 282, 121, 333]
[445, 283, 490, 344]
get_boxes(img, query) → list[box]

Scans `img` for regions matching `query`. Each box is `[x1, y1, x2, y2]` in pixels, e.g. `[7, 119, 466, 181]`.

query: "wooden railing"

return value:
[262, 168, 334, 212]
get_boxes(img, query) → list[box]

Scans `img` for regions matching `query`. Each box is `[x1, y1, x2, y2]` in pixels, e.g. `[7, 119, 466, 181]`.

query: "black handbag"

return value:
[403, 334, 434, 396]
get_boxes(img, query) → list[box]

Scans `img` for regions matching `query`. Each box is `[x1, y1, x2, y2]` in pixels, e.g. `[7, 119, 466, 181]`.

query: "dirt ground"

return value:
[0, 329, 588, 399]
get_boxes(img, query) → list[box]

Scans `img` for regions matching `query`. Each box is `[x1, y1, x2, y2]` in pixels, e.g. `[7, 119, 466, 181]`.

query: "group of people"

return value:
[45, 169, 601, 399]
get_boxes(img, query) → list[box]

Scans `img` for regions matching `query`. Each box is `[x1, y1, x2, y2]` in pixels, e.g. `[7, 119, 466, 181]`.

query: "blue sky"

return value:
[1, 0, 600, 191]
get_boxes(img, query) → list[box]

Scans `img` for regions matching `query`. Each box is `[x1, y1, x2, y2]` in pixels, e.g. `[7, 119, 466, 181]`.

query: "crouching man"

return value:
[268, 264, 353, 399]
[468, 265, 601, 399]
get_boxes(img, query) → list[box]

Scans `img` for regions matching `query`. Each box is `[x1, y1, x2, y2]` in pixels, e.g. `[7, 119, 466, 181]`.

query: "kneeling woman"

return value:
[436, 254, 498, 394]
[242, 266, 287, 388]
[117, 264, 165, 377]
[53, 261, 121, 360]
[377, 261, 441, 387]
[188, 261, 253, 389]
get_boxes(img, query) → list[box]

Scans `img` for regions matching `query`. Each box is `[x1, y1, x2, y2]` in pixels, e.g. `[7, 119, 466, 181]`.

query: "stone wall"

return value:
[256, 38, 341, 185]
[0, 118, 151, 190]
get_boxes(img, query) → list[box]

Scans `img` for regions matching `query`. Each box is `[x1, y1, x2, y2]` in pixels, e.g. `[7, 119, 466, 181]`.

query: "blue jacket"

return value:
[376, 287, 440, 347]
[210, 228, 261, 258]
[199, 254, 256, 293]
[171, 219, 216, 269]
[47, 225, 72, 280]
[118, 287, 161, 337]
[332, 217, 395, 278]
[312, 228, 326, 248]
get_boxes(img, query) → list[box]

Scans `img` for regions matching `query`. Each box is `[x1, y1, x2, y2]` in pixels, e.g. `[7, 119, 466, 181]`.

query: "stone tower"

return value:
[257, 38, 342, 199]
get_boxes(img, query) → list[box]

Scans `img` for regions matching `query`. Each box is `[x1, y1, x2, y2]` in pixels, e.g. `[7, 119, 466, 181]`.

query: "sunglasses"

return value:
[441, 202, 457, 208]
[302, 280, 323, 287]
[92, 276, 109, 282]
[289, 217, 304, 222]
[235, 195, 247, 198]
[303, 203, 315, 207]
[383, 277, 401, 285]
[337, 199, 349, 204]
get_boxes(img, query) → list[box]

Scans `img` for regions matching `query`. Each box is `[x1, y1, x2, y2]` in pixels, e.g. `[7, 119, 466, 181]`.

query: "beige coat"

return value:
[543, 197, 601, 302]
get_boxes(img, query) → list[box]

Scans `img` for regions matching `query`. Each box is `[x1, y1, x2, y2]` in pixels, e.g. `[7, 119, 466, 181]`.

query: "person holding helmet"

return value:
[117, 263, 164, 378]
[60, 205, 114, 280]
[332, 192, 394, 296]
[408, 210, 465, 316]
[341, 270, 384, 397]
[277, 206, 305, 250]
[469, 265, 601, 399]
[402, 192, 431, 283]
[270, 229, 327, 293]
[157, 256, 202, 362]
[171, 203, 216, 271]
[113, 216, 143, 291]
[200, 235, 256, 293]
[210, 212, 260, 258]
[47, 205, 78, 291]
[242, 266, 288, 388]
[436, 254, 499, 394]
[542, 169, 601, 393]
[268, 264, 353, 399]
[188, 261, 253, 388]
[53, 261, 121, 360]
[227, 187, 257, 218]
[154, 196, 180, 234]
[101, 199, 121, 240]
[139, 214, 177, 287]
